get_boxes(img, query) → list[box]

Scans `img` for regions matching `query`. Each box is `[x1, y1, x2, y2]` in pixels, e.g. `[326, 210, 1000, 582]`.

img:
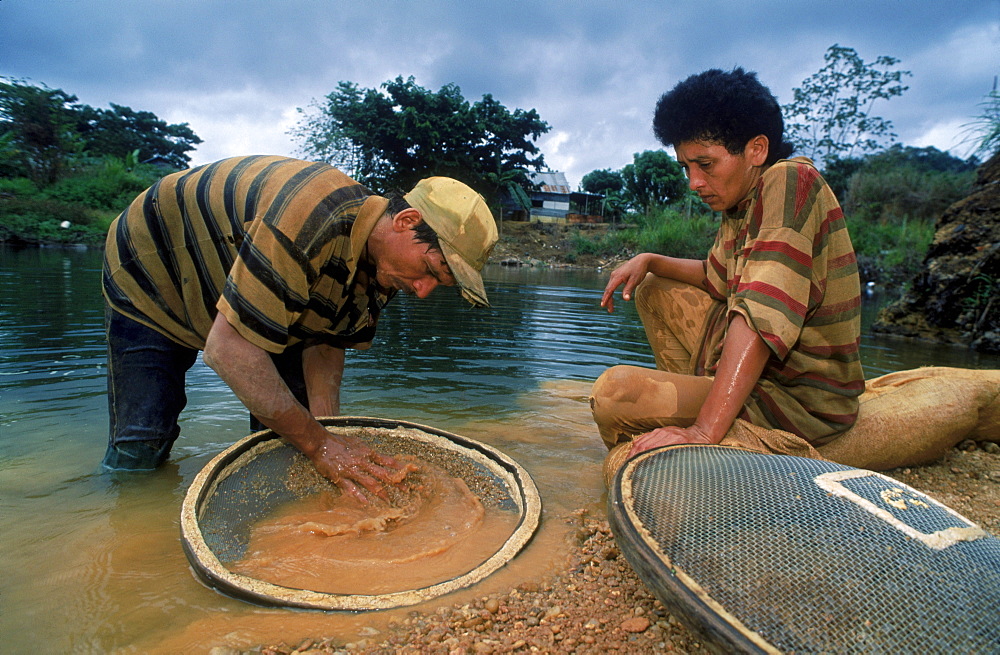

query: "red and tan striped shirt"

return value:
[702, 157, 864, 443]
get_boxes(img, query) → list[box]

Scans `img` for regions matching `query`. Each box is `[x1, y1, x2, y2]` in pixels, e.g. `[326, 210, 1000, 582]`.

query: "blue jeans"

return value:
[102, 306, 307, 470]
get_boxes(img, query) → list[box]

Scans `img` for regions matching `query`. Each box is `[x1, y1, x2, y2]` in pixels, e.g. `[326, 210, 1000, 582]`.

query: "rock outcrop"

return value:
[873, 152, 1000, 352]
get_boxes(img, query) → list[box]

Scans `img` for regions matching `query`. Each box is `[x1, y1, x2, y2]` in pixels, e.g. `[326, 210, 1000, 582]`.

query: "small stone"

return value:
[484, 598, 500, 614]
[958, 439, 977, 451]
[621, 616, 651, 633]
[983, 442, 1000, 454]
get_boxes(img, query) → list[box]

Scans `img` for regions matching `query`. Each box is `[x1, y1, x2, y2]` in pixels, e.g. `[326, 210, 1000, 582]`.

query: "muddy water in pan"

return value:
[231, 455, 521, 595]
[3, 246, 998, 653]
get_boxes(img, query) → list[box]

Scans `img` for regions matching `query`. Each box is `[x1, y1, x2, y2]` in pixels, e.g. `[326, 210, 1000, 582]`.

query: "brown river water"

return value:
[2, 245, 998, 653]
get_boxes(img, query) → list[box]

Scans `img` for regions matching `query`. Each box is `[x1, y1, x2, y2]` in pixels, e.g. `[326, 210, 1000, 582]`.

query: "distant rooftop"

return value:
[529, 171, 571, 194]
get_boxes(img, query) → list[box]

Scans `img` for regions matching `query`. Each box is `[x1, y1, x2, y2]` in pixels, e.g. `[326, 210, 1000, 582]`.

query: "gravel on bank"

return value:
[232, 442, 999, 655]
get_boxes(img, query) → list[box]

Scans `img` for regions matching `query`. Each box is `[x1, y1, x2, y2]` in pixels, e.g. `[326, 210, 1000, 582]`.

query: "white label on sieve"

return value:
[814, 469, 988, 550]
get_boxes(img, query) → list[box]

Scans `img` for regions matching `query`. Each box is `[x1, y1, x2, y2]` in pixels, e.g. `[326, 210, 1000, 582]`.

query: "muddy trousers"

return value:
[102, 306, 308, 470]
[590, 275, 724, 449]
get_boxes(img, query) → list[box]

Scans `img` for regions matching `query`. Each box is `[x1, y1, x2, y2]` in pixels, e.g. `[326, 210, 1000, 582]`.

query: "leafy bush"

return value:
[838, 146, 975, 224]
[0, 176, 41, 197]
[0, 195, 115, 244]
[633, 206, 718, 259]
[570, 228, 634, 256]
[42, 159, 160, 210]
[846, 164, 973, 224]
[846, 214, 935, 282]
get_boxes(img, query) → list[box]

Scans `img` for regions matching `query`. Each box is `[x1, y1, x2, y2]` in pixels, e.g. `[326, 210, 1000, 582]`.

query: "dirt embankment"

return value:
[874, 152, 1000, 352]
[492, 221, 626, 270]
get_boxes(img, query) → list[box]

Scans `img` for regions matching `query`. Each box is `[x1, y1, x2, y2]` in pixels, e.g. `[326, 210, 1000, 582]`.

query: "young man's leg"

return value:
[102, 306, 197, 470]
[590, 275, 722, 448]
[634, 274, 722, 374]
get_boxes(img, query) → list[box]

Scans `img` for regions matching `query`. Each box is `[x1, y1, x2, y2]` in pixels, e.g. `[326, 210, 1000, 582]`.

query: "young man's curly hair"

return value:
[653, 67, 794, 166]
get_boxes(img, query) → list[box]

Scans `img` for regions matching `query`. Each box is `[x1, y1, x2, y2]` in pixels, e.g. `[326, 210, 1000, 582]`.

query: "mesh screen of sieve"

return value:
[609, 445, 1000, 654]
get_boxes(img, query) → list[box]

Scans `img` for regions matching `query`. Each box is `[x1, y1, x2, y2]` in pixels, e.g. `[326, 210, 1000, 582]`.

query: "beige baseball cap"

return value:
[404, 177, 499, 307]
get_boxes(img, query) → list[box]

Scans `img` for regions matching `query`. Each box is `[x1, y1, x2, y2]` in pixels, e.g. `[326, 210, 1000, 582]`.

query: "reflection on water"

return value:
[1, 245, 998, 653]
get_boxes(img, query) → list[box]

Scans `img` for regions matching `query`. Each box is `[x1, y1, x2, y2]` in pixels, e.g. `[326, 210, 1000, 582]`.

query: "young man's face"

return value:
[674, 138, 765, 212]
[375, 214, 456, 298]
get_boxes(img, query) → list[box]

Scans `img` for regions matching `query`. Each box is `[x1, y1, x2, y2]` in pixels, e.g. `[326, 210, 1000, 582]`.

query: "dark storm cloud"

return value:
[2, 0, 997, 185]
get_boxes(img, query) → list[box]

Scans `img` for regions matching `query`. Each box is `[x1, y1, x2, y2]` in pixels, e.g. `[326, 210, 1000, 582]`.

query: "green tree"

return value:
[821, 156, 866, 200]
[783, 44, 911, 166]
[580, 168, 624, 196]
[76, 103, 201, 168]
[1, 77, 202, 183]
[0, 77, 82, 184]
[581, 168, 628, 222]
[292, 76, 549, 202]
[620, 150, 687, 215]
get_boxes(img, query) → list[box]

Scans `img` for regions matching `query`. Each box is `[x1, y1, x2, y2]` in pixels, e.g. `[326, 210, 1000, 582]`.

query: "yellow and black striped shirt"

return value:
[103, 155, 394, 353]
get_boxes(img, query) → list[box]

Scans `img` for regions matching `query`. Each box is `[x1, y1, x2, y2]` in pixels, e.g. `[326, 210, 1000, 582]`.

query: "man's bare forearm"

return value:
[203, 313, 328, 456]
[644, 253, 709, 289]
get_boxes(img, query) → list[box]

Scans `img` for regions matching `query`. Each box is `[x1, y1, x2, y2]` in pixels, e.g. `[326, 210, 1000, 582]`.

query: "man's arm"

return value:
[203, 313, 402, 500]
[628, 312, 771, 456]
[601, 253, 707, 313]
[302, 343, 345, 417]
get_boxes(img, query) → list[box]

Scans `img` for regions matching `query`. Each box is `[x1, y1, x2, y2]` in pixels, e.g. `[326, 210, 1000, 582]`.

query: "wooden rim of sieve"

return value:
[180, 416, 542, 611]
[609, 445, 778, 653]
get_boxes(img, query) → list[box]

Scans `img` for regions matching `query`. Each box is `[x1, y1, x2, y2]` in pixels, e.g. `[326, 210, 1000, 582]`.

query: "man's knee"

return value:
[590, 366, 644, 425]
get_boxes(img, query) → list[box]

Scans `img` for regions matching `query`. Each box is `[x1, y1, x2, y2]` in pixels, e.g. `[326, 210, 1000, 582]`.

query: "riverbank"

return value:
[492, 221, 624, 270]
[246, 442, 1000, 655]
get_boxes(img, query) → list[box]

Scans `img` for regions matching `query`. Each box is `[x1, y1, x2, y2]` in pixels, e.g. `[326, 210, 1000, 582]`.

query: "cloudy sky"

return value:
[2, 0, 997, 187]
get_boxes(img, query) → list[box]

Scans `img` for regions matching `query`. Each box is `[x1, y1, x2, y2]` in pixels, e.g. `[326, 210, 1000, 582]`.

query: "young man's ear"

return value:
[391, 207, 423, 232]
[745, 135, 770, 167]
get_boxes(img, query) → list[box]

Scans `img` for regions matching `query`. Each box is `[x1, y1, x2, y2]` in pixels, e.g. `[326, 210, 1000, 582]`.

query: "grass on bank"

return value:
[568, 203, 936, 286]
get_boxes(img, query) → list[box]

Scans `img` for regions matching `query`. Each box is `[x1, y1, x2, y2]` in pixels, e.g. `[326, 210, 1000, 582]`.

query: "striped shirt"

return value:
[702, 157, 864, 443]
[103, 155, 394, 353]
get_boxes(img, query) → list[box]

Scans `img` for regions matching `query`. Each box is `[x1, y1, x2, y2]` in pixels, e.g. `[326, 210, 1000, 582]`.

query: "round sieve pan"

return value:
[181, 416, 541, 611]
[609, 444, 1000, 654]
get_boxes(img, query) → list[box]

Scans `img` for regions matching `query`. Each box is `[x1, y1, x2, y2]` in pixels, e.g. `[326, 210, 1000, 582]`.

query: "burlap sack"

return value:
[817, 366, 1000, 469]
[602, 366, 1000, 488]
